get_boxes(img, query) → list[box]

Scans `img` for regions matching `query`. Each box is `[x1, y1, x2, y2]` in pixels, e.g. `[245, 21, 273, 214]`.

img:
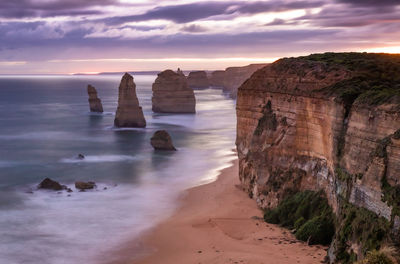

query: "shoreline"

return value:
[109, 159, 327, 264]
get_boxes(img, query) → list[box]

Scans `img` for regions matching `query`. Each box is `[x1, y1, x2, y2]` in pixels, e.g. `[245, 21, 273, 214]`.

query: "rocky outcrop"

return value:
[87, 85, 103, 113]
[114, 73, 146, 128]
[150, 130, 176, 151]
[75, 181, 96, 190]
[152, 70, 196, 113]
[236, 53, 400, 261]
[38, 178, 64, 191]
[209, 70, 225, 87]
[187, 71, 210, 89]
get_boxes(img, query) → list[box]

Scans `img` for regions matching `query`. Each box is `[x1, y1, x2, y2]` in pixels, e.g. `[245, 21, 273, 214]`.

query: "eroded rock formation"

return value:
[152, 70, 196, 113]
[236, 53, 400, 261]
[114, 73, 146, 128]
[150, 130, 176, 151]
[187, 71, 210, 89]
[87, 85, 103, 113]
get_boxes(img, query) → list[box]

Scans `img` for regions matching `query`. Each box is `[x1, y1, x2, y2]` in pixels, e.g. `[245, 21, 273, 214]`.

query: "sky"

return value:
[0, 0, 400, 74]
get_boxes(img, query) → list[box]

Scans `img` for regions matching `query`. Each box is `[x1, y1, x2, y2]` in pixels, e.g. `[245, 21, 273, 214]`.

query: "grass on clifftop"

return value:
[288, 52, 400, 106]
[264, 190, 335, 245]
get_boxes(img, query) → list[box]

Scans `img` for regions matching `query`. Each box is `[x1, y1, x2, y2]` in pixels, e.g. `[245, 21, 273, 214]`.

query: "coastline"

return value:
[110, 159, 327, 264]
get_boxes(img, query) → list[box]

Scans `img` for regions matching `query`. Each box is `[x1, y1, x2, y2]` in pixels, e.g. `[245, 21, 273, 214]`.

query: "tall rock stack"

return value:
[87, 85, 103, 113]
[114, 73, 146, 127]
[187, 71, 210, 89]
[152, 70, 196, 113]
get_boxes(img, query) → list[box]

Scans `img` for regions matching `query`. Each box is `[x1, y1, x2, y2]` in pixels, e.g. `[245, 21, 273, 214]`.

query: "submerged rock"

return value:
[152, 69, 196, 113]
[150, 130, 177, 151]
[87, 85, 103, 113]
[187, 71, 210, 89]
[114, 73, 146, 128]
[38, 178, 64, 191]
[75, 181, 96, 190]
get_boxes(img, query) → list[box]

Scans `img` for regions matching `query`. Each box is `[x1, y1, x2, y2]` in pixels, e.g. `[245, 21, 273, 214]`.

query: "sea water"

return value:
[0, 74, 236, 264]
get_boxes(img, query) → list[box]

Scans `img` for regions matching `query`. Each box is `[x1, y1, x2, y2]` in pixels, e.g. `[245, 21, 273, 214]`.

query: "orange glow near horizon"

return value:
[363, 46, 400, 54]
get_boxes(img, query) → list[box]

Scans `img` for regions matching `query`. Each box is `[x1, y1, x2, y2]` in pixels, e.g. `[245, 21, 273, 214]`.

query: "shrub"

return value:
[264, 190, 335, 245]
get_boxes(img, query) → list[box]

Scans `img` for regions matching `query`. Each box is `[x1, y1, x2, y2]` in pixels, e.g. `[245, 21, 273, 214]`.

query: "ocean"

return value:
[0, 74, 237, 264]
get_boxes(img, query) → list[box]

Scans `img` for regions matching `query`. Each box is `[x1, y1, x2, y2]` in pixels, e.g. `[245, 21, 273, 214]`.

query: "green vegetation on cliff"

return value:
[335, 202, 391, 264]
[264, 190, 335, 245]
[289, 52, 400, 106]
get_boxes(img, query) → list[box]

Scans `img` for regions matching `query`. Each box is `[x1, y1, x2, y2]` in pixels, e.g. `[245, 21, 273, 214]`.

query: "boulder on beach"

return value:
[38, 178, 64, 191]
[75, 181, 96, 190]
[114, 73, 146, 128]
[187, 71, 210, 89]
[87, 85, 103, 113]
[152, 69, 196, 113]
[150, 130, 177, 151]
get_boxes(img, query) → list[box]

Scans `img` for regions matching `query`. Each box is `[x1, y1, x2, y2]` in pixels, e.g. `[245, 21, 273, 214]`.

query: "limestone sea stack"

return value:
[87, 85, 103, 112]
[150, 130, 176, 151]
[152, 69, 196, 113]
[114, 73, 146, 128]
[187, 71, 210, 89]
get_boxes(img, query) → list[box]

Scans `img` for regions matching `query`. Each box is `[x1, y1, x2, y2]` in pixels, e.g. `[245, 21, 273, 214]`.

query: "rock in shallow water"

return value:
[75, 181, 96, 190]
[38, 178, 64, 191]
[87, 85, 103, 113]
[150, 130, 177, 151]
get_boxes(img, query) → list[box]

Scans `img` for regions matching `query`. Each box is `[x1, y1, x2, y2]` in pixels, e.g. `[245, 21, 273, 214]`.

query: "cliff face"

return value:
[187, 71, 210, 89]
[152, 70, 196, 113]
[209, 70, 225, 87]
[114, 73, 146, 128]
[236, 53, 400, 261]
[87, 85, 103, 113]
[224, 64, 269, 98]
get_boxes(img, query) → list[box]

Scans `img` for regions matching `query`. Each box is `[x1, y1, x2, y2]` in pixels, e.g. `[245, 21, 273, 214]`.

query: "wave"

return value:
[0, 131, 105, 142]
[60, 155, 138, 163]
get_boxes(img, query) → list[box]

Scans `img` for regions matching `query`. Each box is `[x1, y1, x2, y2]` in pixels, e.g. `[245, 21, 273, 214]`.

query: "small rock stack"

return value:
[87, 85, 103, 113]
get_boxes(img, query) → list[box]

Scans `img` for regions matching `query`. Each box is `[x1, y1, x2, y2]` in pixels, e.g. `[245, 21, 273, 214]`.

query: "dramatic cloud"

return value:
[0, 0, 399, 74]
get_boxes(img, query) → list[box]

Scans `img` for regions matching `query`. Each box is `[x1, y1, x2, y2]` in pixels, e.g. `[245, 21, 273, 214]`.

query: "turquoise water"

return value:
[0, 74, 236, 263]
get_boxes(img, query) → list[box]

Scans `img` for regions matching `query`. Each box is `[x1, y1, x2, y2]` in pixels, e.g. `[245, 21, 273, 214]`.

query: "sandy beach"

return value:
[110, 160, 327, 264]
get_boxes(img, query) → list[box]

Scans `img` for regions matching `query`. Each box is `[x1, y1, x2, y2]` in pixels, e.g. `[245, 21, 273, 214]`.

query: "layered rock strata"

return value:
[152, 70, 196, 113]
[187, 71, 210, 89]
[87, 85, 103, 112]
[236, 53, 400, 261]
[114, 73, 146, 128]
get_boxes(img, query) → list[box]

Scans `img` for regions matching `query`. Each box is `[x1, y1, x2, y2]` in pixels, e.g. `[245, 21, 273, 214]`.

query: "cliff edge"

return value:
[236, 53, 400, 262]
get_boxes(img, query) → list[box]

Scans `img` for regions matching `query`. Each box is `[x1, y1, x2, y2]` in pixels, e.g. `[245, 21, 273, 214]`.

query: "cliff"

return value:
[236, 53, 400, 262]
[187, 71, 210, 89]
[114, 73, 146, 128]
[224, 64, 269, 98]
[87, 85, 103, 113]
[152, 70, 196, 113]
[209, 70, 225, 87]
